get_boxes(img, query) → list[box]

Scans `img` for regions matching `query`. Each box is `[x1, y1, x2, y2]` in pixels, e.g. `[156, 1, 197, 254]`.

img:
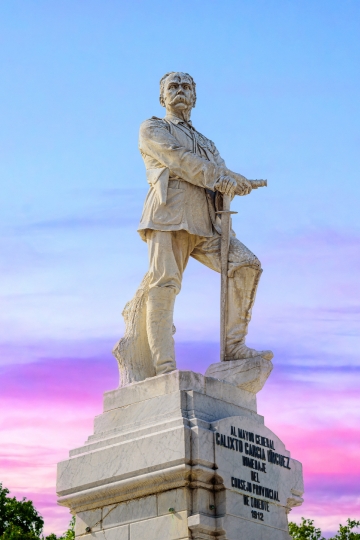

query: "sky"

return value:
[0, 0, 359, 536]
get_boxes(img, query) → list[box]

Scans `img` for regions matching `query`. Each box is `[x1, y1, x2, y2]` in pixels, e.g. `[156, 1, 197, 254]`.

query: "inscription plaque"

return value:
[212, 416, 304, 539]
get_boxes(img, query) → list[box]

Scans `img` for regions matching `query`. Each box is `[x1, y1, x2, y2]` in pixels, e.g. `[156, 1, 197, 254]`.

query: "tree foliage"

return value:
[56, 516, 75, 540]
[0, 484, 74, 540]
[289, 518, 325, 540]
[289, 517, 360, 540]
[330, 519, 360, 540]
[0, 483, 44, 539]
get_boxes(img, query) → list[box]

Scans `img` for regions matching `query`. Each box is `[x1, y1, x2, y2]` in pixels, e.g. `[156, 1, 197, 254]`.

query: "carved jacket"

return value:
[138, 114, 228, 240]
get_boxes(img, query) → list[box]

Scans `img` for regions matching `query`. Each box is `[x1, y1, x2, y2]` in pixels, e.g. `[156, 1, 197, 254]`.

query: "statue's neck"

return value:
[165, 107, 192, 123]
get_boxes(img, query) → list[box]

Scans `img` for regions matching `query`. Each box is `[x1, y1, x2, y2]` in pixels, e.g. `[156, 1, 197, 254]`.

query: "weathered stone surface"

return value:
[212, 415, 303, 536]
[101, 496, 157, 529]
[103, 370, 257, 413]
[217, 514, 291, 540]
[75, 509, 101, 536]
[130, 511, 189, 540]
[80, 524, 129, 540]
[205, 356, 273, 393]
[157, 488, 189, 516]
[56, 371, 303, 539]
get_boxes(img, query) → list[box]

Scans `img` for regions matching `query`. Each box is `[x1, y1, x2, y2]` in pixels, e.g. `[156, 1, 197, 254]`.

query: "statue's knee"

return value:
[228, 256, 261, 277]
[229, 240, 261, 270]
[251, 256, 261, 270]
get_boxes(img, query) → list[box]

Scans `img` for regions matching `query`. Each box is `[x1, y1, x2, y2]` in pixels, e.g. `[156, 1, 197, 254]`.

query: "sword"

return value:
[216, 179, 267, 362]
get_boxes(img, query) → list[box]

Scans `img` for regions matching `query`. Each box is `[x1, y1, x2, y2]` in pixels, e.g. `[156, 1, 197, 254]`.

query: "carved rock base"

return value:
[205, 356, 273, 393]
[57, 370, 303, 540]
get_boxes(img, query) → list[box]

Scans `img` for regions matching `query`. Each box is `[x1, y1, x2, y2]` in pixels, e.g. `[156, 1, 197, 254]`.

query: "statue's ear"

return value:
[159, 96, 165, 107]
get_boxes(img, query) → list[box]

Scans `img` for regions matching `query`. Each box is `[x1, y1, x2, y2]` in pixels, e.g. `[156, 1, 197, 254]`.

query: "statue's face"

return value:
[162, 73, 195, 112]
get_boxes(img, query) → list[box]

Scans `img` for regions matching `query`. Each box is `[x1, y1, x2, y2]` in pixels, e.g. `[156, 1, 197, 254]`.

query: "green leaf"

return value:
[329, 519, 360, 540]
[289, 517, 325, 540]
[0, 483, 44, 538]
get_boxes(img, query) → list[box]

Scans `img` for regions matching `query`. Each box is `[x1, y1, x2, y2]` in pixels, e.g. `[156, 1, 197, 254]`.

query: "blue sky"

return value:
[1, 0, 359, 349]
[1, 1, 360, 535]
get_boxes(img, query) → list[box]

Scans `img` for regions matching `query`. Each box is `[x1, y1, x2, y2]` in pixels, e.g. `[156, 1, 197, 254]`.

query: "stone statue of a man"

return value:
[114, 71, 273, 384]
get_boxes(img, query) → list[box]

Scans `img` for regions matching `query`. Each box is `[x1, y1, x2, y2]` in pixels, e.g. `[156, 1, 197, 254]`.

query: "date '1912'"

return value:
[251, 511, 264, 520]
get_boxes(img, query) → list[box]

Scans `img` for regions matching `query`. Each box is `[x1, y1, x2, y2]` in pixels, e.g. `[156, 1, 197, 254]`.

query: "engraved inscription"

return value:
[214, 420, 300, 523]
[232, 476, 280, 501]
[216, 424, 291, 470]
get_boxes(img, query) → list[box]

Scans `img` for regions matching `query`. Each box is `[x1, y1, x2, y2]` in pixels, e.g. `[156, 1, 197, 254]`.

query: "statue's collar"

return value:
[164, 113, 194, 129]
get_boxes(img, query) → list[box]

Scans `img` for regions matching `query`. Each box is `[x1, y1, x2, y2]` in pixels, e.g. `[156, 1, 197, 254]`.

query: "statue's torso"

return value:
[138, 116, 225, 240]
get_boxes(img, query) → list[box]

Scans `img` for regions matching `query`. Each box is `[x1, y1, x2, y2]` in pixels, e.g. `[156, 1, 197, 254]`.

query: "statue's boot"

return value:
[147, 286, 177, 375]
[226, 265, 273, 361]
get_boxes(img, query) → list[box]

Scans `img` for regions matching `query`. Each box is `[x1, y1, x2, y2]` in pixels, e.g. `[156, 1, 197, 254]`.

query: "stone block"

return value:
[103, 370, 257, 414]
[103, 371, 204, 412]
[190, 423, 215, 469]
[187, 390, 258, 424]
[191, 488, 215, 516]
[129, 511, 189, 540]
[218, 514, 291, 540]
[78, 524, 129, 539]
[204, 375, 257, 411]
[157, 488, 189, 516]
[102, 495, 157, 528]
[75, 508, 101, 536]
[93, 391, 184, 436]
[58, 425, 190, 496]
[72, 418, 186, 457]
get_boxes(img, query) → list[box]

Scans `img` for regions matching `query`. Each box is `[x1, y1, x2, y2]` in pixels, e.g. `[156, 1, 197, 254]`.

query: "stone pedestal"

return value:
[57, 371, 304, 539]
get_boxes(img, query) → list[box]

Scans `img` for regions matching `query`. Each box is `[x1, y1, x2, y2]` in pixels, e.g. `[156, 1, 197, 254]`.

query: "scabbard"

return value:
[217, 194, 237, 362]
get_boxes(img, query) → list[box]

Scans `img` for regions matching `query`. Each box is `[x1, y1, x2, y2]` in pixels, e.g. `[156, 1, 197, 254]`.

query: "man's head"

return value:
[159, 72, 196, 118]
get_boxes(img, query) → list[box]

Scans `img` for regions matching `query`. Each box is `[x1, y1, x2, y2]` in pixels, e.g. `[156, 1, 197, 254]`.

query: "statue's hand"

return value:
[235, 177, 252, 196]
[214, 175, 237, 198]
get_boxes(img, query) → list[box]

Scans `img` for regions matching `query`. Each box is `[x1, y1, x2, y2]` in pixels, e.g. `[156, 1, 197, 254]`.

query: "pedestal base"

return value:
[57, 371, 303, 539]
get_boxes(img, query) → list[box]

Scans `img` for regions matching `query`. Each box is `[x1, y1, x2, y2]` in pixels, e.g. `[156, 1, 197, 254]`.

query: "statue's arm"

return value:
[139, 119, 223, 190]
[211, 144, 252, 196]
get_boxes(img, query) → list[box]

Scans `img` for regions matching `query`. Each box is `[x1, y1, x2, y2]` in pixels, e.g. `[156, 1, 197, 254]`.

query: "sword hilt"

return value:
[250, 179, 267, 189]
[215, 194, 238, 216]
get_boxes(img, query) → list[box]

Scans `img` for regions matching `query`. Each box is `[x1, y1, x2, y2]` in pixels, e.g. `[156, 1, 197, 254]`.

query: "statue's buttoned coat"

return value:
[138, 114, 228, 240]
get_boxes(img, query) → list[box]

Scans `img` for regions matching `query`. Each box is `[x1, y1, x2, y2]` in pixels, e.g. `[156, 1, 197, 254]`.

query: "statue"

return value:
[58, 79, 304, 539]
[113, 72, 273, 388]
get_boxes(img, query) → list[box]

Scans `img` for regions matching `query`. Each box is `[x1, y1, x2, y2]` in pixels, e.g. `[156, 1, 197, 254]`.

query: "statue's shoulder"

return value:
[140, 116, 168, 130]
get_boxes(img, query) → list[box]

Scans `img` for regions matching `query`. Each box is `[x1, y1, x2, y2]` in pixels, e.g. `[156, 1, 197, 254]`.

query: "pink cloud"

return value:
[1, 343, 359, 537]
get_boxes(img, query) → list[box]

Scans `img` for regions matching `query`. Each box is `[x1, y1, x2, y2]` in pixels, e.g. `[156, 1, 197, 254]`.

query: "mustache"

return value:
[170, 94, 189, 103]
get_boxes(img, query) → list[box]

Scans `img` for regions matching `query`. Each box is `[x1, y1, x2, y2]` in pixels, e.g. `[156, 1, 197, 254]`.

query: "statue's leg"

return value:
[146, 229, 195, 375]
[226, 264, 273, 360]
[147, 286, 176, 375]
[191, 234, 273, 361]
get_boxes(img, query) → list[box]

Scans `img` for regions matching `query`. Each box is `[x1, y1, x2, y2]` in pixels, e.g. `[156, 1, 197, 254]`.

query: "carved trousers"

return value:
[145, 229, 262, 371]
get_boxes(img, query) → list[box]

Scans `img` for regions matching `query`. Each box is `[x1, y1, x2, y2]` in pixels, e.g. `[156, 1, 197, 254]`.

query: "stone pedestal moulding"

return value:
[57, 371, 303, 539]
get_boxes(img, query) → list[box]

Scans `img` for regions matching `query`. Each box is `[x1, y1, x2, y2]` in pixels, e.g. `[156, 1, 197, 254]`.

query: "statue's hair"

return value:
[159, 72, 196, 107]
